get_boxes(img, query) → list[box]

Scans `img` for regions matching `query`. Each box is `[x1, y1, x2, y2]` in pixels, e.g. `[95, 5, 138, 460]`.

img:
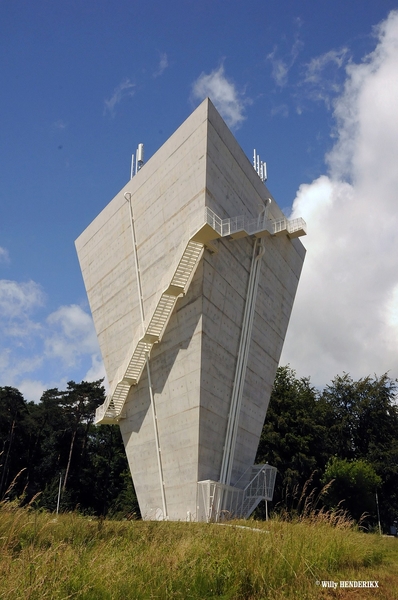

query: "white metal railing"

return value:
[197, 464, 277, 522]
[240, 465, 277, 518]
[287, 217, 307, 236]
[95, 239, 204, 424]
[203, 207, 271, 238]
[95, 205, 306, 425]
[203, 207, 306, 239]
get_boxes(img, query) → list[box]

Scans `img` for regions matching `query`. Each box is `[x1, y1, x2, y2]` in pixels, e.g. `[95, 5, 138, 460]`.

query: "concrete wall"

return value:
[76, 101, 209, 385]
[76, 98, 305, 520]
[198, 102, 305, 488]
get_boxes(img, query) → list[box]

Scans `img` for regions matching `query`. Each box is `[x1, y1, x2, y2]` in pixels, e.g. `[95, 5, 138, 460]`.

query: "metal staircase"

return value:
[239, 465, 277, 518]
[197, 463, 278, 522]
[95, 206, 306, 425]
[95, 240, 204, 424]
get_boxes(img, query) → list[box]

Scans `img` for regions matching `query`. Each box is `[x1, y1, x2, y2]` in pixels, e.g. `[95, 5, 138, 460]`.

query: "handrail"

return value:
[95, 207, 306, 425]
[95, 240, 204, 424]
[202, 207, 306, 239]
[197, 463, 277, 521]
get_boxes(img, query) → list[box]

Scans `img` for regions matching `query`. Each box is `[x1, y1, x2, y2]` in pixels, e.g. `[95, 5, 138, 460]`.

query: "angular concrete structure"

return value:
[75, 99, 306, 521]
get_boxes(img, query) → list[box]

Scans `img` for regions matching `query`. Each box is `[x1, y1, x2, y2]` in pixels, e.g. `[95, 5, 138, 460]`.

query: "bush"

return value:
[322, 457, 381, 523]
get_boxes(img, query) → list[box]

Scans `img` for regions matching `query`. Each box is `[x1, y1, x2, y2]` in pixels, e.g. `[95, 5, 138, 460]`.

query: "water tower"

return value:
[75, 98, 306, 521]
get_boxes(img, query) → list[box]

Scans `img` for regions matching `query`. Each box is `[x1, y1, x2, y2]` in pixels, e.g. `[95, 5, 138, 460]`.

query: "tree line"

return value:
[0, 380, 139, 517]
[256, 366, 398, 529]
[1, 367, 398, 529]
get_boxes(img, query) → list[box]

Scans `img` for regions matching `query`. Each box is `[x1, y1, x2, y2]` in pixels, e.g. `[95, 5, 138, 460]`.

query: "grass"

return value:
[1, 503, 398, 599]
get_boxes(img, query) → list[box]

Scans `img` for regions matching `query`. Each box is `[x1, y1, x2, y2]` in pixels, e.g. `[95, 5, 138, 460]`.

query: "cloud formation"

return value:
[104, 78, 135, 116]
[267, 53, 289, 88]
[267, 36, 303, 88]
[281, 10, 398, 386]
[302, 48, 350, 108]
[0, 279, 105, 401]
[45, 304, 100, 367]
[191, 65, 248, 129]
[53, 119, 67, 130]
[0, 279, 45, 319]
[305, 48, 350, 83]
[0, 247, 10, 264]
[153, 52, 169, 77]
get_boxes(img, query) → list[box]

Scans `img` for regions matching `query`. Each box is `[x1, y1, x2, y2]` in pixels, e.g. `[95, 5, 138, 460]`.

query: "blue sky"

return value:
[1, 1, 398, 400]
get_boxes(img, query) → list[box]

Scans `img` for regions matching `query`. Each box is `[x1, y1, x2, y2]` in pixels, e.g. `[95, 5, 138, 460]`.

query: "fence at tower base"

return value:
[197, 464, 277, 522]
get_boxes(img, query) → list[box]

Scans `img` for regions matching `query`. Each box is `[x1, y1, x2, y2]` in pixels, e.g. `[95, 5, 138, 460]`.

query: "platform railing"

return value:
[95, 239, 204, 424]
[202, 207, 306, 239]
[95, 206, 306, 425]
[197, 463, 277, 522]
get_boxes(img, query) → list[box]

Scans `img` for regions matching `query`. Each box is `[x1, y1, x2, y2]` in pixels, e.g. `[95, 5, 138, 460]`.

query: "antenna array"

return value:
[253, 149, 267, 182]
[130, 143, 145, 179]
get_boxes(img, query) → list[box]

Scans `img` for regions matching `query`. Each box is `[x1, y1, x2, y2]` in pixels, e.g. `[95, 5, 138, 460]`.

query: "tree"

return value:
[256, 366, 330, 509]
[35, 380, 140, 516]
[78, 422, 140, 517]
[57, 380, 105, 492]
[321, 373, 398, 459]
[321, 373, 398, 527]
[0, 387, 30, 498]
[256, 368, 398, 527]
[0, 380, 139, 518]
[322, 457, 381, 523]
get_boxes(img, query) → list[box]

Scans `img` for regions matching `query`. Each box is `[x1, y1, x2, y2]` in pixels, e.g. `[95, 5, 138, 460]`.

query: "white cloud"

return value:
[0, 279, 45, 319]
[17, 376, 70, 403]
[305, 48, 350, 83]
[18, 379, 48, 403]
[45, 304, 100, 367]
[153, 52, 169, 77]
[191, 65, 249, 129]
[281, 10, 398, 386]
[267, 52, 289, 87]
[267, 35, 303, 88]
[0, 280, 45, 394]
[84, 354, 108, 389]
[0, 349, 10, 373]
[270, 103, 289, 118]
[301, 48, 350, 109]
[0, 247, 10, 264]
[0, 282, 105, 399]
[4, 355, 44, 383]
[18, 349, 107, 403]
[53, 119, 67, 130]
[104, 78, 135, 117]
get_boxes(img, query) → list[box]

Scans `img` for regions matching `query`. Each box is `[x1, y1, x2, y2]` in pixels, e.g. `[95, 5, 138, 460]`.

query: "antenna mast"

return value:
[253, 149, 267, 182]
[130, 143, 145, 179]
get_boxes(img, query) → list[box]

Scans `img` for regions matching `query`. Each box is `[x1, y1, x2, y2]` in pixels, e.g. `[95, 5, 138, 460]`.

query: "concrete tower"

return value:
[75, 99, 306, 521]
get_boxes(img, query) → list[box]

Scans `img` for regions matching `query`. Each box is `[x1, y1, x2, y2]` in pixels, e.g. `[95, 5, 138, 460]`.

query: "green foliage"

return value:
[2, 366, 398, 530]
[321, 373, 398, 526]
[322, 457, 381, 522]
[0, 387, 31, 499]
[256, 366, 329, 508]
[257, 367, 398, 528]
[321, 373, 398, 461]
[0, 381, 140, 519]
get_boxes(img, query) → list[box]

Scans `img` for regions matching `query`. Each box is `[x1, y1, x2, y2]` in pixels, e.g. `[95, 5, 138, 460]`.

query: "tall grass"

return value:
[0, 501, 396, 599]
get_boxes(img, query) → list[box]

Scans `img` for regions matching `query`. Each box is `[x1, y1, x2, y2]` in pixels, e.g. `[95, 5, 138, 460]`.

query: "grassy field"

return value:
[1, 504, 398, 599]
